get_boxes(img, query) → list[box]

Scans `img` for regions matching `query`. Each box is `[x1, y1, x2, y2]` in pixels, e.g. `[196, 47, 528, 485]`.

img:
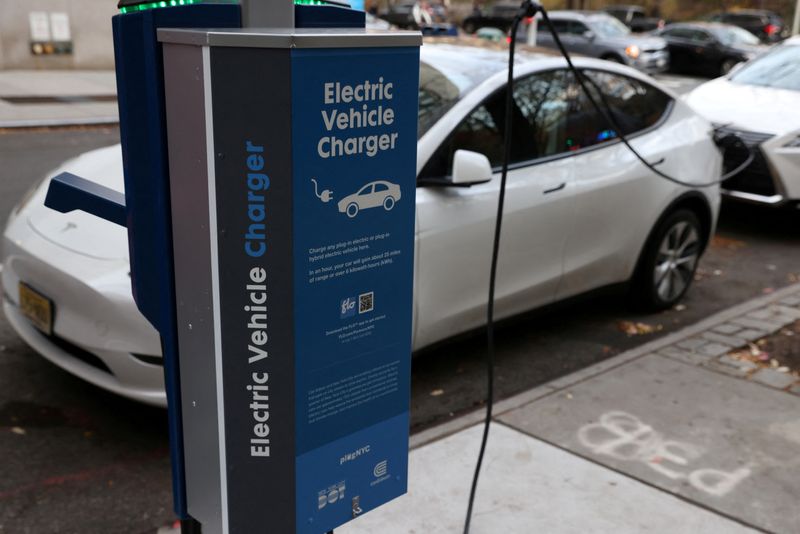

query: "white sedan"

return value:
[686, 36, 800, 206]
[2, 43, 721, 406]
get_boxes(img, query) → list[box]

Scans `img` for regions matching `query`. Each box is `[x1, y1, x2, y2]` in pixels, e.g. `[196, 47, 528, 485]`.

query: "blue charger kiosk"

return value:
[44, 1, 420, 532]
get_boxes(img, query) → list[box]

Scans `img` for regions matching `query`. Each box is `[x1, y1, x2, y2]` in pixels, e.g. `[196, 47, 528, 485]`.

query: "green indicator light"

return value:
[119, 0, 233, 14]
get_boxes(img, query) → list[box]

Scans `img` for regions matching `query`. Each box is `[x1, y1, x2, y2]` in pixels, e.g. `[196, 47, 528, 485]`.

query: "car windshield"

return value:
[730, 44, 800, 91]
[418, 51, 513, 138]
[713, 25, 760, 46]
[590, 16, 631, 38]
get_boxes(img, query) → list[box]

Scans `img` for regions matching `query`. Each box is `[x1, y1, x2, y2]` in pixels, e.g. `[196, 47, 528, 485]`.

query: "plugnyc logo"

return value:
[340, 296, 357, 318]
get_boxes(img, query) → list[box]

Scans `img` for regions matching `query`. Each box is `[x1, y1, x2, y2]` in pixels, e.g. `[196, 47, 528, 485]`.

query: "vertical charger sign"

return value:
[160, 29, 420, 534]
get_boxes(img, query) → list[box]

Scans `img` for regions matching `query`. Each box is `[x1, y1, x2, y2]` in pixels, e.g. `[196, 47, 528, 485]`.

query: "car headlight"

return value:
[625, 45, 641, 59]
[783, 135, 800, 148]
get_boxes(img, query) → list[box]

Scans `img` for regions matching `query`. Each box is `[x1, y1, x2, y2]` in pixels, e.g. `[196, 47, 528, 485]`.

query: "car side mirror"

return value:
[583, 30, 596, 41]
[451, 149, 493, 186]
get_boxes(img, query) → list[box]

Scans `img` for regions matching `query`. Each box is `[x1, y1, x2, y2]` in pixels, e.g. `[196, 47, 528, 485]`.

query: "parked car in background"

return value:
[379, 1, 456, 35]
[380, 0, 427, 29]
[532, 11, 670, 73]
[707, 9, 789, 43]
[604, 4, 665, 32]
[655, 22, 767, 77]
[462, 2, 519, 34]
[3, 44, 721, 406]
[686, 37, 800, 206]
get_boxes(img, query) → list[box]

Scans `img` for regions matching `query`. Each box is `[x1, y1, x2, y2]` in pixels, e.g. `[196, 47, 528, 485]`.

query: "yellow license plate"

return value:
[19, 282, 53, 335]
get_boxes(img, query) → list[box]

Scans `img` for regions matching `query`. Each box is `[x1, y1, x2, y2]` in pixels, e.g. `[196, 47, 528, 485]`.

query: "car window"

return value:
[689, 30, 712, 43]
[571, 70, 672, 149]
[713, 25, 760, 46]
[590, 16, 631, 37]
[419, 70, 575, 180]
[374, 183, 389, 192]
[418, 62, 461, 138]
[543, 19, 570, 34]
[570, 21, 590, 35]
[358, 184, 374, 195]
[662, 27, 692, 39]
[419, 69, 672, 181]
[730, 44, 800, 91]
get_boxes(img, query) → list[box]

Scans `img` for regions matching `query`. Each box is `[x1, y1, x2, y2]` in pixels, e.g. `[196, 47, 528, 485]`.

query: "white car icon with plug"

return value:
[338, 180, 401, 218]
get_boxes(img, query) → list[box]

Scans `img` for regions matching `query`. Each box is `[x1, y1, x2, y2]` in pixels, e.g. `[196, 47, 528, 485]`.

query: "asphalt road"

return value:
[2, 105, 799, 531]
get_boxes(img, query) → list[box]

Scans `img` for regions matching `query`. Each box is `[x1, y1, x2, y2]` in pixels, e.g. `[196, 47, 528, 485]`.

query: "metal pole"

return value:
[793, 0, 800, 36]
[240, 0, 294, 28]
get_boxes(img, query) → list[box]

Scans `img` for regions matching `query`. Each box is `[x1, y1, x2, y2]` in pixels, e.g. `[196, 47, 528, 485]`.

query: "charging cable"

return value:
[463, 2, 756, 532]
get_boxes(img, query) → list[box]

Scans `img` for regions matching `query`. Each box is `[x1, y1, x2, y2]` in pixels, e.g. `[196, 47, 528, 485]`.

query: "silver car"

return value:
[531, 11, 670, 73]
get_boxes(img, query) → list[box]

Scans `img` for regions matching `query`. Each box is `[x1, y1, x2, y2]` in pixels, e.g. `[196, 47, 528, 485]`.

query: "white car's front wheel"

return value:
[346, 202, 359, 218]
[383, 196, 396, 211]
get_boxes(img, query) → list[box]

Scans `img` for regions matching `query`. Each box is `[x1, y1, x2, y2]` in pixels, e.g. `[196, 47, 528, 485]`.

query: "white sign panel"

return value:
[29, 12, 51, 42]
[50, 12, 72, 42]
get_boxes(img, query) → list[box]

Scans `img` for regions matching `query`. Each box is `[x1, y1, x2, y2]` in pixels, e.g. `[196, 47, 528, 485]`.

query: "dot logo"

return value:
[340, 297, 357, 318]
[373, 460, 388, 478]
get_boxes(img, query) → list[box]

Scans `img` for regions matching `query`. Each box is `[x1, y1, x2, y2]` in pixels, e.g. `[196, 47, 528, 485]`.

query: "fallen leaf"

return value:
[777, 367, 790, 373]
[10, 427, 25, 435]
[618, 321, 662, 336]
[770, 359, 780, 368]
[430, 389, 444, 397]
[763, 287, 775, 294]
[674, 304, 687, 312]
[565, 392, 573, 400]
[766, 264, 777, 271]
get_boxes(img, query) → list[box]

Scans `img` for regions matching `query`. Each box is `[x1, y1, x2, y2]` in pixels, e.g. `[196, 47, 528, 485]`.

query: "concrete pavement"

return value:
[0, 70, 117, 128]
[338, 283, 800, 534]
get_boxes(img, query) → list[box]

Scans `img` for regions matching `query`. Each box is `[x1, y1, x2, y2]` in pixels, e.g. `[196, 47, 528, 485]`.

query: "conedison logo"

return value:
[373, 460, 388, 478]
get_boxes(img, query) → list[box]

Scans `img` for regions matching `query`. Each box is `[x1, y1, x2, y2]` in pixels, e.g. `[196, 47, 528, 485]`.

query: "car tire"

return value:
[720, 58, 739, 76]
[632, 209, 703, 311]
[346, 203, 359, 218]
[383, 196, 396, 211]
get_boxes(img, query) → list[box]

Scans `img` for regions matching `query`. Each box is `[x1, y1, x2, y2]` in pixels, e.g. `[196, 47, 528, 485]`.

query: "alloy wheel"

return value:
[653, 220, 700, 303]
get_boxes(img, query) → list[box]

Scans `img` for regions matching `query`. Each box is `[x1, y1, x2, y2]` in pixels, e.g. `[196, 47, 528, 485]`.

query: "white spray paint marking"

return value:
[577, 411, 751, 497]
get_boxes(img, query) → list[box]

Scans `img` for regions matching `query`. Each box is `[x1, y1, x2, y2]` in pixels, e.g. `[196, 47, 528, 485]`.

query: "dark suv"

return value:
[462, 3, 520, 34]
[707, 9, 788, 43]
[604, 5, 665, 32]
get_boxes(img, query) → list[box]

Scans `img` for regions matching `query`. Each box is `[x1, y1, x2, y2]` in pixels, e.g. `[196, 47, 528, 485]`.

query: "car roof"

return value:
[420, 42, 554, 94]
[664, 21, 733, 30]
[546, 10, 615, 20]
[605, 5, 645, 11]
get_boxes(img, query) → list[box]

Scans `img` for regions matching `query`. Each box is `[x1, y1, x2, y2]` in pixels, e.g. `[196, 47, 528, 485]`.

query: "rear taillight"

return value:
[765, 24, 778, 36]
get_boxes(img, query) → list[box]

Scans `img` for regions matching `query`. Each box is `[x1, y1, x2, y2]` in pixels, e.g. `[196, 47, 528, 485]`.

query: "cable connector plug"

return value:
[518, 0, 542, 17]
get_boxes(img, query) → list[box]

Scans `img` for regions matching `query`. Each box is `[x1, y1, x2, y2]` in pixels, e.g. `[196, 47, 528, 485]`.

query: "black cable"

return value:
[462, 3, 757, 532]
[462, 9, 529, 534]
[536, 6, 754, 188]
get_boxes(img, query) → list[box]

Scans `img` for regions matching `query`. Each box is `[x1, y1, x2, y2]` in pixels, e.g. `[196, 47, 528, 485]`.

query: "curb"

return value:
[0, 117, 119, 129]
[410, 282, 800, 450]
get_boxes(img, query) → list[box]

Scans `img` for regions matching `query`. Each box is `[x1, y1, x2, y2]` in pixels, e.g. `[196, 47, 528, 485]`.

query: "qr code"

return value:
[359, 292, 374, 314]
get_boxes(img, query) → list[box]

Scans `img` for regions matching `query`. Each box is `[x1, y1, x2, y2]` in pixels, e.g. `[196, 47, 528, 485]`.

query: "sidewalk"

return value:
[338, 283, 800, 534]
[0, 70, 118, 128]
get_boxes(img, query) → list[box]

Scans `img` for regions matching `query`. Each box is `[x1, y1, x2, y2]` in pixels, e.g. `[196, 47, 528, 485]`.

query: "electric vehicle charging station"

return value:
[44, 1, 421, 532]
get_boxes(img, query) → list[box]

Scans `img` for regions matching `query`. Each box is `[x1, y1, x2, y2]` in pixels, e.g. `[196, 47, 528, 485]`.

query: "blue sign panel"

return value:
[291, 47, 419, 532]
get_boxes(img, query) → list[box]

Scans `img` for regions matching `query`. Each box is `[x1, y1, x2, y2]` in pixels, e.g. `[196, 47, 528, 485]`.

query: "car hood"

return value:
[25, 143, 129, 261]
[685, 77, 800, 136]
[600, 34, 667, 50]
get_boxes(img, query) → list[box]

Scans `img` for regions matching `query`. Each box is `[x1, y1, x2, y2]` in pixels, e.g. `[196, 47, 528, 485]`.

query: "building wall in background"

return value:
[0, 0, 117, 70]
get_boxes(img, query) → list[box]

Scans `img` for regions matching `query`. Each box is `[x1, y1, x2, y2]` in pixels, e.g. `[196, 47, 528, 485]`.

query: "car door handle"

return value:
[543, 182, 566, 194]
